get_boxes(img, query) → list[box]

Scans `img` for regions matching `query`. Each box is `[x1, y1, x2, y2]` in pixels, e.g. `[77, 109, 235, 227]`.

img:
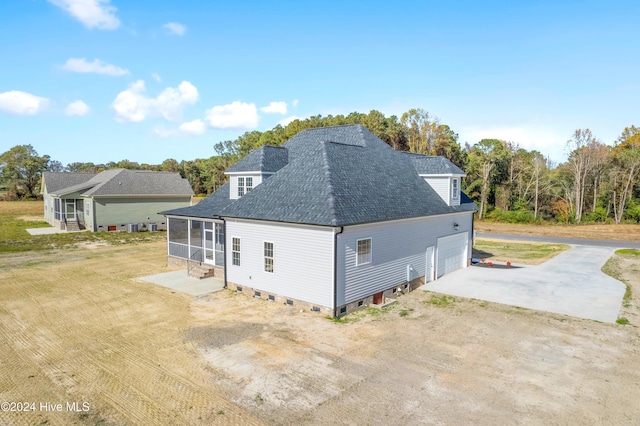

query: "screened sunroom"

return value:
[167, 217, 224, 266]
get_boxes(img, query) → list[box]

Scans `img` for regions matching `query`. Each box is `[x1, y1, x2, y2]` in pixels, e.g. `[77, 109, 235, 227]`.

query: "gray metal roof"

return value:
[165, 125, 476, 225]
[49, 169, 193, 197]
[42, 172, 96, 193]
[225, 146, 288, 173]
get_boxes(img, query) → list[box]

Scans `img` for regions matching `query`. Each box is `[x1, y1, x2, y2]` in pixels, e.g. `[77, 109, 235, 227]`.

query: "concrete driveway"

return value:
[421, 245, 626, 323]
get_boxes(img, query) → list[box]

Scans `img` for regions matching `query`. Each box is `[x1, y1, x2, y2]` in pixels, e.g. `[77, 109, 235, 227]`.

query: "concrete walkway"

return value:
[421, 245, 626, 323]
[27, 227, 89, 235]
[137, 271, 225, 296]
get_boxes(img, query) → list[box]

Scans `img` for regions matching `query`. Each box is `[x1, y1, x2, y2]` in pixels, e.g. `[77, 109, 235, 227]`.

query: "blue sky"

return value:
[1, 0, 639, 166]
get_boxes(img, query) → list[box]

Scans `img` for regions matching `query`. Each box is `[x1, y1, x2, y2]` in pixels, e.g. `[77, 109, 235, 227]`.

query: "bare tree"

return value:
[565, 129, 600, 223]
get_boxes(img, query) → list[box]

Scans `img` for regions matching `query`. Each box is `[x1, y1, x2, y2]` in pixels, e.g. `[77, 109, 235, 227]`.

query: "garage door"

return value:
[436, 232, 468, 278]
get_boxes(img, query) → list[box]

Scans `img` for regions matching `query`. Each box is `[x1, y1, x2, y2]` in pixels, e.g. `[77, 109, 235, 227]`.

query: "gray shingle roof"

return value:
[49, 169, 193, 197]
[404, 152, 466, 175]
[163, 124, 476, 225]
[42, 172, 96, 193]
[161, 183, 234, 218]
[225, 146, 288, 173]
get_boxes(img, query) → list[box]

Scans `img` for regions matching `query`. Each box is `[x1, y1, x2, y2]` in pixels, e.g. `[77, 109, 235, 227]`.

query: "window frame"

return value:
[237, 177, 245, 197]
[263, 241, 274, 273]
[231, 237, 241, 266]
[245, 177, 253, 193]
[452, 178, 459, 199]
[356, 238, 372, 266]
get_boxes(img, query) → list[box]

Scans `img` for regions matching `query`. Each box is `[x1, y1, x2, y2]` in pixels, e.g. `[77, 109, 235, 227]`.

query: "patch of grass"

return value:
[616, 248, 640, 256]
[602, 254, 632, 308]
[328, 304, 396, 323]
[424, 294, 456, 307]
[254, 393, 264, 404]
[473, 239, 569, 264]
[616, 317, 630, 325]
[399, 308, 414, 317]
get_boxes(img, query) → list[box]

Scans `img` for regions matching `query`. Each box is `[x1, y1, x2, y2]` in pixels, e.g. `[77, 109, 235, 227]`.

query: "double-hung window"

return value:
[232, 237, 241, 266]
[237, 178, 245, 197]
[452, 178, 459, 199]
[356, 238, 372, 266]
[237, 176, 254, 197]
[264, 242, 274, 273]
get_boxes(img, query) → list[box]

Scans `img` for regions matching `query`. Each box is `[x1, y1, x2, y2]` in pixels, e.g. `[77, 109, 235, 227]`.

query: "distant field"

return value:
[476, 220, 640, 242]
[0, 201, 165, 254]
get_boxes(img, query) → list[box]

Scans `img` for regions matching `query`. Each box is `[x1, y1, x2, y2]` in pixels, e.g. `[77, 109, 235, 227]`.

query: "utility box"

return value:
[148, 223, 158, 232]
[127, 223, 138, 233]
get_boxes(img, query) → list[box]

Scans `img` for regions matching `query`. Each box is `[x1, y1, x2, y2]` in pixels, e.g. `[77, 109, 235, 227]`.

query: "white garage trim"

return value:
[436, 232, 468, 278]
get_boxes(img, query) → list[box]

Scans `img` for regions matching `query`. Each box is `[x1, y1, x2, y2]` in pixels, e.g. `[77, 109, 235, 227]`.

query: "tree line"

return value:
[1, 109, 639, 224]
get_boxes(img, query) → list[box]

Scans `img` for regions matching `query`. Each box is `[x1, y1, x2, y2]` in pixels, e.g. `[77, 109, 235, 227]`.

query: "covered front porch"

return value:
[167, 216, 225, 278]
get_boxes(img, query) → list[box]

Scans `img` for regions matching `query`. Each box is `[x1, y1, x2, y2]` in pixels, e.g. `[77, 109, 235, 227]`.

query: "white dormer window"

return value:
[237, 177, 254, 197]
[452, 178, 459, 199]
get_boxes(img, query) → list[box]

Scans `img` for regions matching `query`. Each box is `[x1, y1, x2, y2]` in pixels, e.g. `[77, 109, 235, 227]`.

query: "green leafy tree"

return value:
[0, 144, 51, 199]
[610, 125, 640, 223]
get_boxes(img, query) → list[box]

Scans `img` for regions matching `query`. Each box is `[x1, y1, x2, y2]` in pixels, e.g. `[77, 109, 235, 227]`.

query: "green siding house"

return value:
[42, 169, 193, 232]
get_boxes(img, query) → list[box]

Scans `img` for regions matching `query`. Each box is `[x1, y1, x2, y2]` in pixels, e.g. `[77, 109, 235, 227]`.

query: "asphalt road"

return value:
[477, 232, 640, 249]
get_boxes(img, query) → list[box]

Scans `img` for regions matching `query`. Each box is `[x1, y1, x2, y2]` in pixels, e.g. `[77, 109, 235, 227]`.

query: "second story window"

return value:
[237, 176, 254, 197]
[452, 178, 459, 199]
[237, 177, 245, 197]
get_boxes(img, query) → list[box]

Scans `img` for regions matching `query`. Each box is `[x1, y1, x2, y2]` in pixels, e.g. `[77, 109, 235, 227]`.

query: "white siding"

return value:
[225, 220, 335, 307]
[229, 173, 263, 200]
[424, 177, 449, 204]
[423, 176, 463, 206]
[450, 177, 461, 206]
[337, 212, 473, 305]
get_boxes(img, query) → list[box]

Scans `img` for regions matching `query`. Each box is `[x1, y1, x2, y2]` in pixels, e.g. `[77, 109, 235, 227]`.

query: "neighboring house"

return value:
[163, 125, 477, 316]
[42, 169, 193, 232]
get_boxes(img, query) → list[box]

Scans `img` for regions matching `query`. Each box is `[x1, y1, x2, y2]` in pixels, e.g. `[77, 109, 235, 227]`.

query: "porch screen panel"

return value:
[215, 223, 224, 266]
[168, 218, 188, 245]
[190, 220, 203, 247]
[54, 199, 61, 220]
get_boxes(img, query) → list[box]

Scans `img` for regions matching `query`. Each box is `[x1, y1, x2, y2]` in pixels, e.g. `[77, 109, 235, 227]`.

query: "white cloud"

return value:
[179, 119, 206, 135]
[65, 100, 90, 116]
[111, 80, 199, 123]
[260, 101, 287, 115]
[63, 58, 129, 76]
[205, 101, 258, 129]
[48, 0, 119, 30]
[151, 72, 162, 82]
[278, 115, 300, 126]
[0, 91, 49, 115]
[292, 99, 299, 107]
[154, 119, 206, 137]
[164, 22, 186, 36]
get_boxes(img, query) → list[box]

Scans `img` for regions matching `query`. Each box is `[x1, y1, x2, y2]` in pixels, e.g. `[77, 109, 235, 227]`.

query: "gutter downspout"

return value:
[222, 218, 228, 289]
[333, 226, 344, 318]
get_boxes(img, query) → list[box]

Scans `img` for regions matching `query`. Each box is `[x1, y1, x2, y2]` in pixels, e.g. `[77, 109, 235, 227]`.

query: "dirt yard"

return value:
[1, 240, 639, 425]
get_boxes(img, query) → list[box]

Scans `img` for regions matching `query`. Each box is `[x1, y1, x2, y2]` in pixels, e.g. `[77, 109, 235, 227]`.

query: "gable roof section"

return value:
[225, 145, 288, 173]
[42, 172, 96, 193]
[404, 152, 466, 175]
[49, 169, 193, 197]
